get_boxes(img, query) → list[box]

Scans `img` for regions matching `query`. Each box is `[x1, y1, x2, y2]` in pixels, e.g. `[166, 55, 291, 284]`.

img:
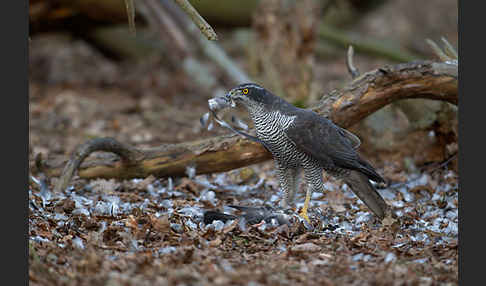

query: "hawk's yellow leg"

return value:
[299, 189, 312, 223]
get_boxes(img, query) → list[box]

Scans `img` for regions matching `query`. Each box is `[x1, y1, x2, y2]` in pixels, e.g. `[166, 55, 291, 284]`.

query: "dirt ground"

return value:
[28, 1, 458, 285]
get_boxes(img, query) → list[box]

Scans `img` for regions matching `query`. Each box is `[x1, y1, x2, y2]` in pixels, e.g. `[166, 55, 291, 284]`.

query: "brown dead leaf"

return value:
[125, 215, 138, 230]
[35, 230, 54, 241]
[319, 253, 333, 260]
[382, 216, 397, 227]
[176, 178, 200, 196]
[223, 219, 239, 234]
[350, 232, 370, 247]
[151, 214, 170, 234]
[135, 175, 156, 190]
[273, 224, 290, 239]
[102, 226, 123, 245]
[61, 234, 73, 243]
[408, 185, 435, 197]
[88, 179, 120, 193]
[62, 199, 75, 214]
[209, 238, 222, 247]
[330, 203, 346, 213]
[291, 242, 321, 253]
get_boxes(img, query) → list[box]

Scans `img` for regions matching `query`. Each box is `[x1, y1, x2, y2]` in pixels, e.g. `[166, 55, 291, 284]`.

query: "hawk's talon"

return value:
[298, 209, 311, 224]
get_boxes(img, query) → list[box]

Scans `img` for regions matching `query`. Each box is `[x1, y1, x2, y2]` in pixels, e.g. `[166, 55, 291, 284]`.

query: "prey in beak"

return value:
[225, 89, 238, 108]
[202, 88, 269, 149]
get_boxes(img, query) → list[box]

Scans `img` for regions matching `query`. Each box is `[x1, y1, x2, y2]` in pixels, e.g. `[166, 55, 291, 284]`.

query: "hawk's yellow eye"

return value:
[242, 88, 249, 95]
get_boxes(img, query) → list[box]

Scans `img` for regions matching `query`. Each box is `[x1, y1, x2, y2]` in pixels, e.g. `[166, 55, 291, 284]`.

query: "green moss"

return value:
[292, 99, 308, 109]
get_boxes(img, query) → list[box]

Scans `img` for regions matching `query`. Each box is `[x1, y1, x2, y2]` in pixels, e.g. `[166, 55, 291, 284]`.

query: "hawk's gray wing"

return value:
[284, 109, 389, 219]
[284, 109, 384, 183]
[339, 126, 361, 149]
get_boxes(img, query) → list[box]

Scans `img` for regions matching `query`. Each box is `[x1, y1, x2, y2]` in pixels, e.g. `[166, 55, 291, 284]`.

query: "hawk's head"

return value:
[226, 83, 276, 108]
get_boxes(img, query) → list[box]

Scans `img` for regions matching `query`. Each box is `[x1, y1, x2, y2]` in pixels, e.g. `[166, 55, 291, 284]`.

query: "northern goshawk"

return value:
[223, 83, 389, 222]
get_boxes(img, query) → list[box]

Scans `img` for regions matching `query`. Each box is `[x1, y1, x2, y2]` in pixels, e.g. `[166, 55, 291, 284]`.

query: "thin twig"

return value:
[124, 0, 136, 34]
[346, 45, 360, 79]
[425, 39, 450, 62]
[441, 37, 458, 60]
[173, 0, 218, 41]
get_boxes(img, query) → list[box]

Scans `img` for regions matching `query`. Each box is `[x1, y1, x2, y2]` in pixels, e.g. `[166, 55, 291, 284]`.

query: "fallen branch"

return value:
[53, 138, 143, 192]
[46, 60, 457, 192]
[315, 61, 457, 128]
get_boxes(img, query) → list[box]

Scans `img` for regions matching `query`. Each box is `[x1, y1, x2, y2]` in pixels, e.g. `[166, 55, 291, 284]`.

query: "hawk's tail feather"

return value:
[357, 157, 386, 183]
[343, 170, 389, 219]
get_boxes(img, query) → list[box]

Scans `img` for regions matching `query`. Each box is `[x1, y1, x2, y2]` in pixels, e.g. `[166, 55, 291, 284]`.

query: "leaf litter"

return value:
[29, 163, 458, 285]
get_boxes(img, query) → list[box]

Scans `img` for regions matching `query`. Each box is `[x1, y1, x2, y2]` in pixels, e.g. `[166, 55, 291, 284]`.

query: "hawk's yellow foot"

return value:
[299, 191, 312, 224]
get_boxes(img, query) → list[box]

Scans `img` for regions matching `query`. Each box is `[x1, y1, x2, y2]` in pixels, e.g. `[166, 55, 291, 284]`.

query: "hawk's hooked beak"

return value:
[226, 90, 237, 108]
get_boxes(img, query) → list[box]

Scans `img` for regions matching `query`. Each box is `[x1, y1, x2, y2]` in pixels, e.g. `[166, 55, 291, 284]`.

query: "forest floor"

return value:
[28, 1, 458, 284]
[28, 55, 458, 286]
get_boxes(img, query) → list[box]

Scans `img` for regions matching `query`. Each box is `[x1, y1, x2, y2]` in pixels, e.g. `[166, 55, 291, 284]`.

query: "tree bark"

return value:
[41, 60, 457, 191]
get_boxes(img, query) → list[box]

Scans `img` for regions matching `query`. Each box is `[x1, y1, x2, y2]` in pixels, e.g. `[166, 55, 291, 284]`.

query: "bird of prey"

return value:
[223, 83, 389, 223]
